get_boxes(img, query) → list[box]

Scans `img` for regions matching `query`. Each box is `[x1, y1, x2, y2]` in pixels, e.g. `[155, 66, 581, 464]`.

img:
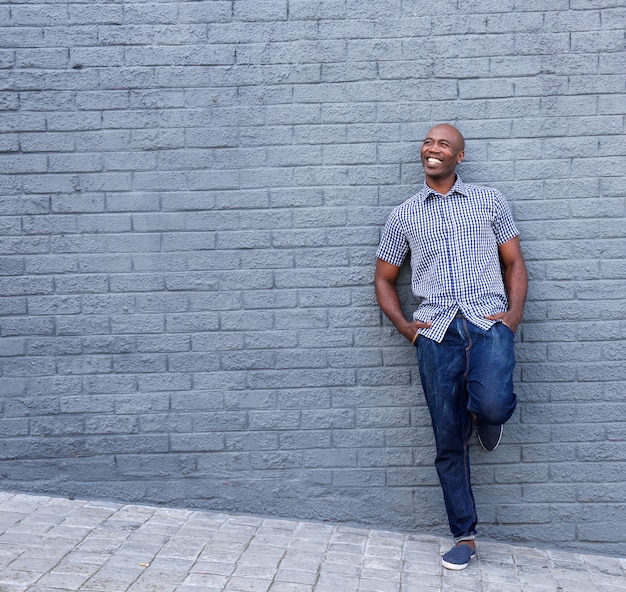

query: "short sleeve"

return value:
[376, 208, 410, 267]
[492, 192, 519, 245]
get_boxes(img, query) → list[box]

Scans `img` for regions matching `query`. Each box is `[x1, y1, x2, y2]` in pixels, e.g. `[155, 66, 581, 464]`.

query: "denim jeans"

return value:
[416, 317, 517, 539]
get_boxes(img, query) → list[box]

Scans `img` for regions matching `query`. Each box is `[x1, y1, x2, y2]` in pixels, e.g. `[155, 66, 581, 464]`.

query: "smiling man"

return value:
[374, 123, 528, 570]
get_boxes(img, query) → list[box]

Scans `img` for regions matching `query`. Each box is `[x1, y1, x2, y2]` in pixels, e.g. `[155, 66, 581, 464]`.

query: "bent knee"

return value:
[478, 396, 517, 425]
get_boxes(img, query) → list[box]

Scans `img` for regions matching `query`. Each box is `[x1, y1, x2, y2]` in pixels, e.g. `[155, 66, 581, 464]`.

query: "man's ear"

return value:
[457, 150, 464, 164]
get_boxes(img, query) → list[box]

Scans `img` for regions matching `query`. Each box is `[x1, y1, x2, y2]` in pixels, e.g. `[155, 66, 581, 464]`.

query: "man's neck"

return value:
[425, 175, 457, 195]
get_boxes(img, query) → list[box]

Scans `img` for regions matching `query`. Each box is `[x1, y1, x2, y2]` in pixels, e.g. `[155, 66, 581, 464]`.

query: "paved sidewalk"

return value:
[0, 492, 624, 592]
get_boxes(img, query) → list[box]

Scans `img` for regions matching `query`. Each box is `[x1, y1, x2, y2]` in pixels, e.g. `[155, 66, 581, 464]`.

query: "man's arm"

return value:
[486, 236, 528, 333]
[374, 258, 431, 343]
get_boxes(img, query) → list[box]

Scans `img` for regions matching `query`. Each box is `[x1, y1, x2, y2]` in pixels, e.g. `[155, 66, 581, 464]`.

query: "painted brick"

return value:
[0, 0, 624, 556]
[233, 0, 287, 22]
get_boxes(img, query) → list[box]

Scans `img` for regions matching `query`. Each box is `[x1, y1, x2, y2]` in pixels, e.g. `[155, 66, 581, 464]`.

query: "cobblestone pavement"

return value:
[0, 492, 624, 592]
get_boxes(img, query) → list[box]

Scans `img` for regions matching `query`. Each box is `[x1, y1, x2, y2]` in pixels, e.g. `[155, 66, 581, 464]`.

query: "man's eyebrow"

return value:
[423, 137, 450, 144]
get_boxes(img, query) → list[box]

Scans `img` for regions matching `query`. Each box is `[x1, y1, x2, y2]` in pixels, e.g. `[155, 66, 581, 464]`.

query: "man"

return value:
[374, 124, 527, 570]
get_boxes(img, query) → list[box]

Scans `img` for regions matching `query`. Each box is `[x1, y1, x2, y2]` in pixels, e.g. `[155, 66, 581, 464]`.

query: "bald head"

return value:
[426, 124, 465, 152]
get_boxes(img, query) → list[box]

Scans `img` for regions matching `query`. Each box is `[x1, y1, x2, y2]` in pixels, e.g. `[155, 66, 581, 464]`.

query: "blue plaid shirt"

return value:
[376, 176, 519, 343]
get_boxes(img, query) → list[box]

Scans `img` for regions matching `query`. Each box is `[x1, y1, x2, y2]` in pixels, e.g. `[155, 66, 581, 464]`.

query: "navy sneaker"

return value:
[477, 422, 503, 451]
[441, 543, 476, 570]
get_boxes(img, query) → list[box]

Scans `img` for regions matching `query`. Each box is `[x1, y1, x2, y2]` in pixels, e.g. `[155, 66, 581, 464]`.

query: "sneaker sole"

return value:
[442, 558, 470, 570]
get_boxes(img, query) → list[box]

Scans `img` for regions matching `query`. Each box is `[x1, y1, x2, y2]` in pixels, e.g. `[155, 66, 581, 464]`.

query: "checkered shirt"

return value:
[376, 176, 519, 343]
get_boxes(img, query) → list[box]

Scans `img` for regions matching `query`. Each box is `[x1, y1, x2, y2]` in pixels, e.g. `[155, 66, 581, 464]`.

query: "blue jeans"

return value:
[416, 317, 517, 540]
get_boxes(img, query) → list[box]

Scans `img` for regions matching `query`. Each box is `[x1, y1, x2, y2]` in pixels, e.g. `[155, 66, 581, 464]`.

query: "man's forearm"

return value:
[375, 258, 432, 341]
[493, 236, 528, 332]
[375, 278, 409, 333]
[504, 259, 528, 320]
[374, 259, 416, 341]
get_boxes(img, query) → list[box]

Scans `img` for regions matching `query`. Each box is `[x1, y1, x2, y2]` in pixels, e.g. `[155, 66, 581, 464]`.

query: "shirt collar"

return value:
[420, 175, 467, 202]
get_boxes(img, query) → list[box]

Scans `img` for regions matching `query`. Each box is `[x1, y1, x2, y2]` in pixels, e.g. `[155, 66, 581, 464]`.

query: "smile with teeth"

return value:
[427, 157, 443, 164]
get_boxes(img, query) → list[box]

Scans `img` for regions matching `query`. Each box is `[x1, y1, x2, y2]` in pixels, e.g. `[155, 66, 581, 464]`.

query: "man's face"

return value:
[420, 125, 465, 183]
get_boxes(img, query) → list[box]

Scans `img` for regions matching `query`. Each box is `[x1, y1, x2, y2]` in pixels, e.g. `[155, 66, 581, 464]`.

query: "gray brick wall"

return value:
[1, 0, 625, 555]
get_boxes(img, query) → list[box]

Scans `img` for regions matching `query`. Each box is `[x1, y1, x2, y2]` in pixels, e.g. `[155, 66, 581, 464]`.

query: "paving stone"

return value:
[585, 555, 626, 577]
[0, 569, 41, 586]
[268, 583, 313, 592]
[481, 584, 522, 592]
[357, 576, 400, 591]
[183, 571, 230, 588]
[273, 568, 318, 585]
[31, 571, 89, 590]
[0, 493, 622, 592]
[224, 576, 273, 591]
